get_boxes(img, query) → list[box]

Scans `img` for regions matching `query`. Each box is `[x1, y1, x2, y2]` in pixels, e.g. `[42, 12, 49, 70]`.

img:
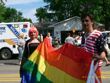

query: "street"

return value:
[0, 59, 20, 83]
[0, 59, 110, 83]
[0, 45, 110, 83]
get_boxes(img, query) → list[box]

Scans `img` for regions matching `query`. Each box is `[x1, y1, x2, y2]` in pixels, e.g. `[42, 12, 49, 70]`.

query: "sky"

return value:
[3, 0, 48, 23]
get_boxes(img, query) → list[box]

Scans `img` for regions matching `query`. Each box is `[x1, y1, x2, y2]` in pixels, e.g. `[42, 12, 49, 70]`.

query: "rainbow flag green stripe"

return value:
[22, 38, 101, 83]
[23, 49, 86, 83]
[23, 59, 52, 83]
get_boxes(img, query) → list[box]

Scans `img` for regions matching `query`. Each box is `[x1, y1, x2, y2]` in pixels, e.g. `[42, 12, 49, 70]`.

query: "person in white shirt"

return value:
[40, 34, 43, 42]
[47, 32, 52, 45]
[104, 40, 110, 66]
[105, 33, 110, 48]
[65, 33, 75, 45]
[17, 33, 25, 65]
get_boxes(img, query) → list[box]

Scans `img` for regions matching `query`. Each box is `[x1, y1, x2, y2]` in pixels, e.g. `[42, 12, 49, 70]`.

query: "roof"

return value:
[48, 16, 80, 27]
[0, 22, 31, 24]
[94, 22, 104, 26]
[48, 16, 104, 27]
[32, 22, 56, 29]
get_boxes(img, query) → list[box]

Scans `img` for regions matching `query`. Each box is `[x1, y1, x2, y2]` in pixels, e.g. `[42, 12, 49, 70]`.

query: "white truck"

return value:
[0, 22, 34, 59]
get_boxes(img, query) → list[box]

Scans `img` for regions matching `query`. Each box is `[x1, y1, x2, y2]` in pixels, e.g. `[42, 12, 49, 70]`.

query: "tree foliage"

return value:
[35, 0, 110, 29]
[35, 7, 47, 22]
[35, 7, 57, 22]
[0, 0, 32, 23]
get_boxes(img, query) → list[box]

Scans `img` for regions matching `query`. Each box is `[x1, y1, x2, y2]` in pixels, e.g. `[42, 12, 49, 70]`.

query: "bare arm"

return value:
[92, 51, 105, 61]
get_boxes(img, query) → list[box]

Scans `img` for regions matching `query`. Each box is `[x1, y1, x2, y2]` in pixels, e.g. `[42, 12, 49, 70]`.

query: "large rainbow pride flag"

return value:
[21, 37, 102, 83]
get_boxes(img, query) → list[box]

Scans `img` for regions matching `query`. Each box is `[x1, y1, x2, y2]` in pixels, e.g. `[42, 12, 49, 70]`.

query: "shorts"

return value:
[18, 47, 24, 60]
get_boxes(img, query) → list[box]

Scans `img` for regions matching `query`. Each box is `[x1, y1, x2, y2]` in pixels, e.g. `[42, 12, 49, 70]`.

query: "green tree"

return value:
[22, 18, 32, 23]
[0, 0, 7, 5]
[28, 18, 32, 23]
[43, 0, 83, 21]
[0, 0, 32, 23]
[3, 7, 32, 22]
[40, 0, 110, 29]
[3, 7, 17, 22]
[0, 4, 5, 22]
[0, 0, 7, 22]
[35, 7, 47, 22]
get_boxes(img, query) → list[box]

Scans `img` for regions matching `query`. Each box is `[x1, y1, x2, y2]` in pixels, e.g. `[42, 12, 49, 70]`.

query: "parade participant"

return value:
[46, 32, 52, 45]
[20, 27, 41, 78]
[17, 33, 25, 65]
[105, 33, 110, 48]
[65, 33, 75, 45]
[40, 34, 43, 42]
[81, 13, 105, 68]
[96, 26, 110, 66]
[104, 40, 110, 66]
[104, 40, 110, 57]
[72, 34, 77, 44]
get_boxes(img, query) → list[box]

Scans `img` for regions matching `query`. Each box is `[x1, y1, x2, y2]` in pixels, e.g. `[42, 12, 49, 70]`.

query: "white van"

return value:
[0, 22, 34, 59]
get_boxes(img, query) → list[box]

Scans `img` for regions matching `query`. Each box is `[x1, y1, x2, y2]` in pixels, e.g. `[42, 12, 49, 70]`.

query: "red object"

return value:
[101, 28, 105, 31]
[56, 31, 58, 34]
[23, 24, 27, 28]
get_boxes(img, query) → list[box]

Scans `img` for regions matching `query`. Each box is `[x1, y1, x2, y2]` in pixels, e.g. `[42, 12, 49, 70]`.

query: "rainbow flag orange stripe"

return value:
[21, 38, 101, 83]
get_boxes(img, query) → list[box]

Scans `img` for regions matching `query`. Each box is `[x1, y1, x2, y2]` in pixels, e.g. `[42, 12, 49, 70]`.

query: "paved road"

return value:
[0, 59, 110, 83]
[0, 45, 110, 83]
[0, 59, 20, 83]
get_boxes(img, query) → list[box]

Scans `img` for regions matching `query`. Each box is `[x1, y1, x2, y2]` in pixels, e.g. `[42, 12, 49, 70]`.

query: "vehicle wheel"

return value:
[0, 49, 12, 60]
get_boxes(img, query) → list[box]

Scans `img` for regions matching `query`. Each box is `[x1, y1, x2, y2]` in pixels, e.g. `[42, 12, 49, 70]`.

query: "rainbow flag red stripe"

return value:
[21, 38, 101, 83]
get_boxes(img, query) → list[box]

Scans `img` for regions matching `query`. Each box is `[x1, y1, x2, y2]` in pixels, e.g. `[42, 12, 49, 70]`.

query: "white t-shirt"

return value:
[65, 37, 75, 45]
[47, 36, 52, 45]
[105, 44, 110, 55]
[105, 36, 110, 44]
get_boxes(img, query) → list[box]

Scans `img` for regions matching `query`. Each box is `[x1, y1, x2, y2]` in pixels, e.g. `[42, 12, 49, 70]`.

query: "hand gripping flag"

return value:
[21, 37, 102, 83]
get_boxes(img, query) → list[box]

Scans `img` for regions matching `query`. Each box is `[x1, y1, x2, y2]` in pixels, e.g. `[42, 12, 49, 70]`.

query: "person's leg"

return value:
[19, 59, 21, 64]
[18, 47, 23, 65]
[108, 44, 110, 49]
[104, 57, 110, 66]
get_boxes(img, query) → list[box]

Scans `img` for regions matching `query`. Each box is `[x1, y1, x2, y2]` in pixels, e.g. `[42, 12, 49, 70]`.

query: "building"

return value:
[32, 22, 55, 38]
[48, 16, 104, 43]
[32, 16, 104, 44]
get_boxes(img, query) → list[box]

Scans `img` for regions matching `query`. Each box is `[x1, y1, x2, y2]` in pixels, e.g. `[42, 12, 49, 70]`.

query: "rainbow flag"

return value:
[21, 37, 101, 83]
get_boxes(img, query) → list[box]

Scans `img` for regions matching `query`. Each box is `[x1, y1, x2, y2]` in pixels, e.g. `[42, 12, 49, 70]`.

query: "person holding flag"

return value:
[81, 13, 105, 72]
[19, 27, 41, 78]
[20, 13, 105, 83]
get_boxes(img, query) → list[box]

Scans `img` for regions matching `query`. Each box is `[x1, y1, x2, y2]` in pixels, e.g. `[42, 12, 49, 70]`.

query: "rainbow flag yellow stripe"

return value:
[21, 38, 101, 83]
